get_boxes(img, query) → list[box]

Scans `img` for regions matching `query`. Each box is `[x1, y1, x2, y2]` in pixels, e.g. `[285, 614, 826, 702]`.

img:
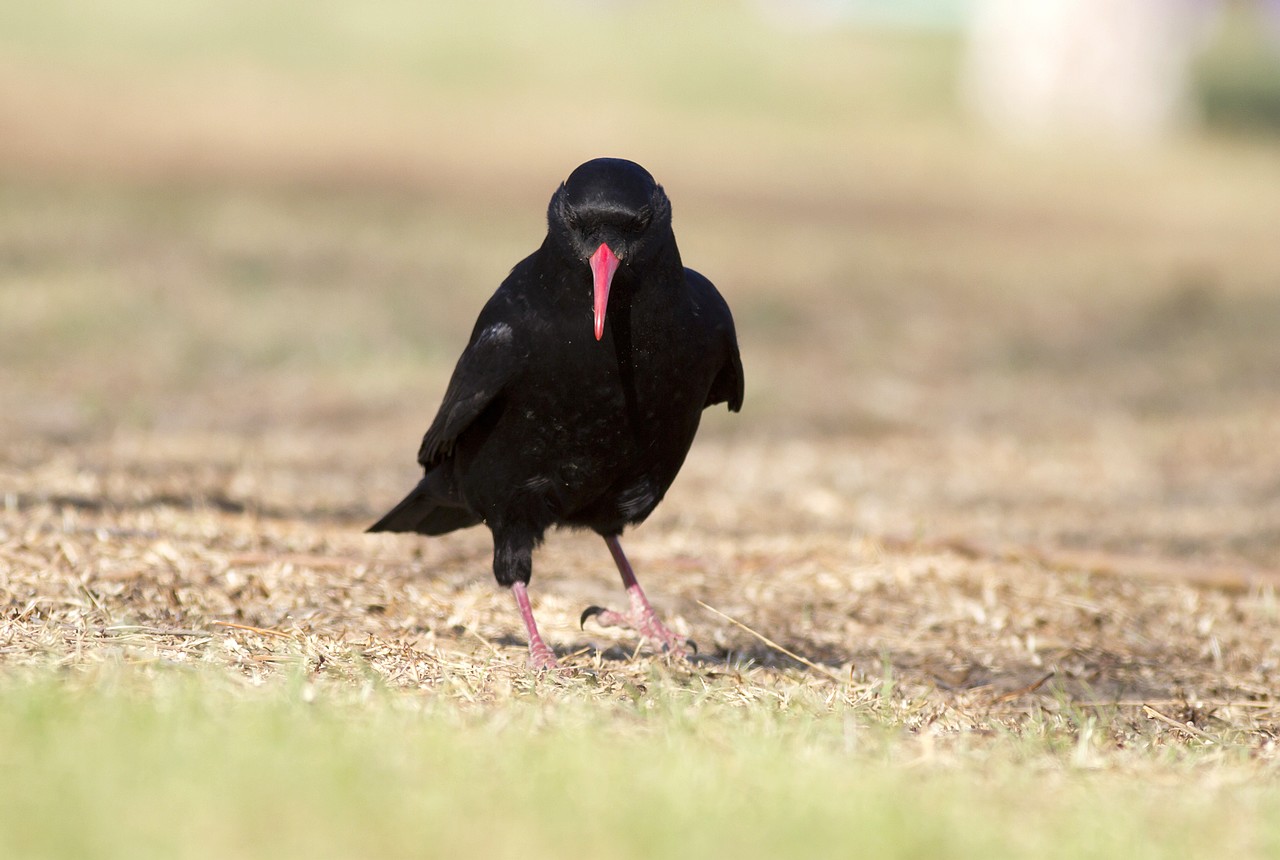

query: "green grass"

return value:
[0, 664, 1276, 860]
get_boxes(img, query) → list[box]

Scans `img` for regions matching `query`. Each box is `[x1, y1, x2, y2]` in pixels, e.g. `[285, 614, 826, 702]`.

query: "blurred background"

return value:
[3, 0, 1279, 569]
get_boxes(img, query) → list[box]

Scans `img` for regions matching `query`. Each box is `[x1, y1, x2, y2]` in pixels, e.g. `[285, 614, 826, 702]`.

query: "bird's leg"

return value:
[580, 535, 694, 657]
[495, 532, 557, 670]
[510, 581, 558, 671]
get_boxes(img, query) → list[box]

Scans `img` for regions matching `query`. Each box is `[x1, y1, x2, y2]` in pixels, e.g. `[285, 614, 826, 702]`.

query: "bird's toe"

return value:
[655, 635, 695, 660]
[580, 605, 629, 630]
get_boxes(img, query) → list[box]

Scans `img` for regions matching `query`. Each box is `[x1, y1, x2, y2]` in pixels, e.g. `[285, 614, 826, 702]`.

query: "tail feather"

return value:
[367, 472, 481, 536]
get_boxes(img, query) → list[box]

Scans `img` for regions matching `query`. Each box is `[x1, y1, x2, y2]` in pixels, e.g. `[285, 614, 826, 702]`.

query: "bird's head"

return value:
[546, 158, 673, 341]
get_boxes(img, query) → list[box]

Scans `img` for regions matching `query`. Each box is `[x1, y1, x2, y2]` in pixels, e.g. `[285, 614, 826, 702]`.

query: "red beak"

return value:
[589, 243, 620, 341]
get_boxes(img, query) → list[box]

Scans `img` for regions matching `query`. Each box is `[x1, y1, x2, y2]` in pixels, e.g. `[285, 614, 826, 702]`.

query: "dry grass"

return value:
[4, 426, 1278, 757]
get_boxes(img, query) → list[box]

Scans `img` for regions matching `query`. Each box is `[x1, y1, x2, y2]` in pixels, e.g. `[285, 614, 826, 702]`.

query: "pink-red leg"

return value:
[511, 581, 558, 670]
[580, 535, 694, 657]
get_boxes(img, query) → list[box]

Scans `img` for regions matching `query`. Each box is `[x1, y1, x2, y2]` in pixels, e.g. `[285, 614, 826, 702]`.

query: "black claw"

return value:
[580, 605, 606, 630]
[659, 638, 698, 657]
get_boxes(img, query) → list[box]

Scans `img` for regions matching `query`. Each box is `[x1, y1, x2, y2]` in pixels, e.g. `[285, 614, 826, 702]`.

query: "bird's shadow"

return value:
[493, 632, 1237, 711]
[494, 633, 847, 674]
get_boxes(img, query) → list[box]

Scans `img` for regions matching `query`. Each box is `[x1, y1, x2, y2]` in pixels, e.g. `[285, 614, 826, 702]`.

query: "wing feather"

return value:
[417, 319, 520, 468]
[685, 268, 744, 413]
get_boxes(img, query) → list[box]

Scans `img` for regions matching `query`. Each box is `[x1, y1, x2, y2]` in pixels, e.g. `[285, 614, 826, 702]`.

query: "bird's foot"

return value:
[527, 639, 559, 671]
[580, 588, 696, 658]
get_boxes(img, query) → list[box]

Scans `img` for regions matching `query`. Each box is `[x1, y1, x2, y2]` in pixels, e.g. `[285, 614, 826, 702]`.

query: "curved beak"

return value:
[589, 243, 620, 342]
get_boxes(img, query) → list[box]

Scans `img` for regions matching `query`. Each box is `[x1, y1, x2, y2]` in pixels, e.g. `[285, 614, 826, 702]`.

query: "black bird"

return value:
[368, 158, 743, 669]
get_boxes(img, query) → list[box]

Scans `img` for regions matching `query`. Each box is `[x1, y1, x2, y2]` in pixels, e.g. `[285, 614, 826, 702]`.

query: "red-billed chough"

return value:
[368, 158, 743, 669]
